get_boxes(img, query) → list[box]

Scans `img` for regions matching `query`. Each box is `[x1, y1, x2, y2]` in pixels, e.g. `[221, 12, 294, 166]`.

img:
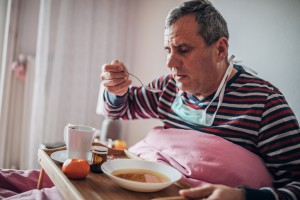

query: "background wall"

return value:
[124, 0, 300, 146]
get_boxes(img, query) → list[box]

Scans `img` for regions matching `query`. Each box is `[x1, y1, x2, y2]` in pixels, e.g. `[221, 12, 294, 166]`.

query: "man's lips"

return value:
[174, 74, 187, 82]
[171, 69, 187, 81]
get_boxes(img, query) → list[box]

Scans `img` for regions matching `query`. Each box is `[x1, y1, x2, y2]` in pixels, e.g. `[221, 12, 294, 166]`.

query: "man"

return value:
[100, 0, 300, 199]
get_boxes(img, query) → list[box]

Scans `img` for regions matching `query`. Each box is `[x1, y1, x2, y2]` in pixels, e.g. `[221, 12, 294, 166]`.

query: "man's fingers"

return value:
[102, 78, 131, 87]
[110, 60, 129, 74]
[100, 59, 130, 96]
[101, 63, 124, 72]
[110, 59, 122, 66]
[101, 71, 127, 81]
[179, 184, 214, 199]
[103, 59, 126, 72]
[105, 80, 132, 95]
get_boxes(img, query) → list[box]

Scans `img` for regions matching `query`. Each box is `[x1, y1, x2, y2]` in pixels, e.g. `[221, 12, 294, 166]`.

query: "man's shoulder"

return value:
[235, 68, 281, 95]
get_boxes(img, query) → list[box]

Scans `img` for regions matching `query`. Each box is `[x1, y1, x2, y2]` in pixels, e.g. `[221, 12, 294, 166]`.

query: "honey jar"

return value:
[90, 146, 108, 173]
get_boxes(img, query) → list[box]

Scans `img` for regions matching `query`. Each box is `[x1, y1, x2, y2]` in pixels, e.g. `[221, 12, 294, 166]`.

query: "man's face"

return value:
[164, 14, 224, 97]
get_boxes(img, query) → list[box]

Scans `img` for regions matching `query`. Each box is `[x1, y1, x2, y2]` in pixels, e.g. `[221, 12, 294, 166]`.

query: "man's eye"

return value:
[178, 47, 189, 54]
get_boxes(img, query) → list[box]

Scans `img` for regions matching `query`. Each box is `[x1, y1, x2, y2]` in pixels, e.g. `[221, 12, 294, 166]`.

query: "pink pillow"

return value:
[129, 127, 273, 188]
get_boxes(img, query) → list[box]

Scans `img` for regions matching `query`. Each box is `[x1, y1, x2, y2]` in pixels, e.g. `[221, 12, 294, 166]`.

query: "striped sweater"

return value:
[103, 65, 300, 200]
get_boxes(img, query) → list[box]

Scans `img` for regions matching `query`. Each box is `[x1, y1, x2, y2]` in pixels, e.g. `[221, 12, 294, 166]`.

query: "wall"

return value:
[125, 0, 300, 146]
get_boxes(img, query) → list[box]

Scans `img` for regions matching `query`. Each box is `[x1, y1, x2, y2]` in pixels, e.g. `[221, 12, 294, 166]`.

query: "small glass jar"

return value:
[90, 146, 108, 173]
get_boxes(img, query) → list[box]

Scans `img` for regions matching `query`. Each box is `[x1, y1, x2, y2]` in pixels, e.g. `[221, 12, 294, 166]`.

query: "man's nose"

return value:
[166, 53, 181, 69]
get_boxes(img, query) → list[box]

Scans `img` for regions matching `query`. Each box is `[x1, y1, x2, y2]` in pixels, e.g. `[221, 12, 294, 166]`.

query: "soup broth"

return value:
[112, 169, 170, 183]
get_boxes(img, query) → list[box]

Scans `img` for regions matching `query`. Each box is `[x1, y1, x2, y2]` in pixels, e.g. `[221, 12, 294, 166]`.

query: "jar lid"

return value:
[92, 146, 108, 153]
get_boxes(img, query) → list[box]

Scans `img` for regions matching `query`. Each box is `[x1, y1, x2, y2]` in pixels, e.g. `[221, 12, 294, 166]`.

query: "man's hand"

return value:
[101, 60, 132, 96]
[179, 183, 246, 200]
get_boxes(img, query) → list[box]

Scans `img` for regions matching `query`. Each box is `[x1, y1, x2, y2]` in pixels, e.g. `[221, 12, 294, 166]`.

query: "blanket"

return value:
[129, 127, 273, 189]
[0, 169, 62, 200]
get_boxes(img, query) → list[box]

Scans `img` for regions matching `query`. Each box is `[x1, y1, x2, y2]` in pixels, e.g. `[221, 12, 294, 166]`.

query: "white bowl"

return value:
[101, 159, 182, 192]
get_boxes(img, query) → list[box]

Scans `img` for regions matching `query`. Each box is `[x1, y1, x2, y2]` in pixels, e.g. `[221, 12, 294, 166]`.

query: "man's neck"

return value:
[195, 64, 237, 101]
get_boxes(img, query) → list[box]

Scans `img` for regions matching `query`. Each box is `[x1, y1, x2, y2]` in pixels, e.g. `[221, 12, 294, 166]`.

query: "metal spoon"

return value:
[127, 72, 163, 93]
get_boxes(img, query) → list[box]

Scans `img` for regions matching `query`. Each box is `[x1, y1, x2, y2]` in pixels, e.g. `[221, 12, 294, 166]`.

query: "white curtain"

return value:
[0, 0, 21, 169]
[0, 0, 8, 80]
[20, 0, 135, 169]
[0, 0, 10, 168]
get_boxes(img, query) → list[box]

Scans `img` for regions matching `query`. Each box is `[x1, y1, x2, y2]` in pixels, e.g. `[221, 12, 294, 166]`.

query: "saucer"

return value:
[50, 150, 92, 164]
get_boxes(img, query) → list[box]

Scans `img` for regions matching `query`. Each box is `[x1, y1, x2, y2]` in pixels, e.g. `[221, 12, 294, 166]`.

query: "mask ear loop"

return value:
[204, 55, 235, 114]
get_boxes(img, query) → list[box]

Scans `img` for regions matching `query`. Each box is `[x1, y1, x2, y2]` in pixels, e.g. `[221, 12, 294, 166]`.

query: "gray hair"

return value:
[165, 0, 229, 46]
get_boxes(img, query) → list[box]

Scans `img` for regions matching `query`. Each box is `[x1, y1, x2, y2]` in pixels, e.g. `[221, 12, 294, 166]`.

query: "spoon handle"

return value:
[126, 72, 162, 93]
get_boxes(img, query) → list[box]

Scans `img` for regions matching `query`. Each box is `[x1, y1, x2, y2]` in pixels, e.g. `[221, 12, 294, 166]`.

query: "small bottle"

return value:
[90, 146, 108, 173]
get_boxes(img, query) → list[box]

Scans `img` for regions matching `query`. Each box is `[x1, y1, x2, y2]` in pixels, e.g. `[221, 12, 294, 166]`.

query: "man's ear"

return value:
[215, 37, 228, 62]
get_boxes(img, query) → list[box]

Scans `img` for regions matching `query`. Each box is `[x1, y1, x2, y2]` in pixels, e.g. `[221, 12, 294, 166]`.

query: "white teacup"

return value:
[64, 124, 95, 160]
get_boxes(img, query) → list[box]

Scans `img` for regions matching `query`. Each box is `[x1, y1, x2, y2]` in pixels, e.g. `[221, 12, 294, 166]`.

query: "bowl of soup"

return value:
[101, 159, 182, 192]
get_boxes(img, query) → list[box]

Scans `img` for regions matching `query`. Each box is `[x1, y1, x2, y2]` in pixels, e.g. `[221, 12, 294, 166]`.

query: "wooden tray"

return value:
[37, 144, 184, 200]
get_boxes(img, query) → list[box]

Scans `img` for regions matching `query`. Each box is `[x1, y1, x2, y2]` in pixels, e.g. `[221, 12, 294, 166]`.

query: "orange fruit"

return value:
[62, 158, 90, 179]
[113, 139, 127, 150]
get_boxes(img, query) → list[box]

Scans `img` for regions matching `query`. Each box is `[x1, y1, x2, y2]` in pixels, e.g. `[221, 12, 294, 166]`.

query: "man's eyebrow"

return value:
[174, 43, 190, 48]
[165, 43, 187, 48]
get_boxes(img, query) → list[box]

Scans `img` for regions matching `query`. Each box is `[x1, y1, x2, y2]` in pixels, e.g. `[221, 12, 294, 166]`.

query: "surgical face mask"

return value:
[171, 55, 235, 126]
